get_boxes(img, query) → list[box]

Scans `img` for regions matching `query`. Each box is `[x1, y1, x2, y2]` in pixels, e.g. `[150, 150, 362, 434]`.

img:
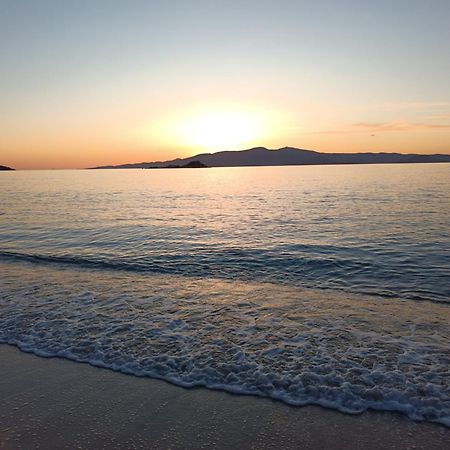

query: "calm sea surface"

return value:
[1, 164, 449, 425]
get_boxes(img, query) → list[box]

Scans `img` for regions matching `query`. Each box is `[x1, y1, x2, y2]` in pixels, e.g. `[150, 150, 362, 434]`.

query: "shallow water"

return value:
[1, 164, 449, 302]
[0, 164, 449, 425]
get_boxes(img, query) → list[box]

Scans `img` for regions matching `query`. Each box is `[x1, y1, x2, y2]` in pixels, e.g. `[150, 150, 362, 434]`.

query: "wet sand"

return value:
[0, 345, 448, 449]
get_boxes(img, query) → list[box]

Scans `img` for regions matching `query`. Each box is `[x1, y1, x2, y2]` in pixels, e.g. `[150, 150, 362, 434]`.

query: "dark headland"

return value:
[0, 165, 14, 170]
[92, 146, 450, 169]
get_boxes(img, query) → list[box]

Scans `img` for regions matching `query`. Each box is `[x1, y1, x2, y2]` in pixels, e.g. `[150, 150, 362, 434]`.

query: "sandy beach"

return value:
[2, 1, 450, 448]
[1, 344, 448, 450]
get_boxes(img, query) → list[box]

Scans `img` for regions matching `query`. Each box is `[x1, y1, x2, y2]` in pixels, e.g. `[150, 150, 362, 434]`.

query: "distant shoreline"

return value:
[3, 161, 450, 171]
[91, 146, 450, 170]
[90, 160, 450, 170]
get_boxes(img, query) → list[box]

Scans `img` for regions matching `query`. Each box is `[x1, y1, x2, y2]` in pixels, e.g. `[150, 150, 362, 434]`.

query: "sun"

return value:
[140, 106, 276, 153]
[165, 109, 265, 151]
[178, 111, 262, 150]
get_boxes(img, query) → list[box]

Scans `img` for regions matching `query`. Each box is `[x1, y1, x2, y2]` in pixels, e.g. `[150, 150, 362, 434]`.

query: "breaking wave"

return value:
[1, 261, 449, 426]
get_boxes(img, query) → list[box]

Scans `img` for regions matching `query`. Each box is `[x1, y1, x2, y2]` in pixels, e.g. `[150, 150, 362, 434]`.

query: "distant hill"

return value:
[92, 146, 450, 169]
[0, 165, 14, 171]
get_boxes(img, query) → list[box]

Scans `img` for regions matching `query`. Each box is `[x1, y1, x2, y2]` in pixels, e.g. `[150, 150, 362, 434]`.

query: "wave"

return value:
[1, 261, 449, 427]
[0, 248, 448, 304]
[4, 340, 449, 428]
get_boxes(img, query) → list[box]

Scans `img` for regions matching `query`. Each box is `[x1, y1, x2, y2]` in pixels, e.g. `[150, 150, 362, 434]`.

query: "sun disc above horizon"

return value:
[184, 111, 261, 150]
[153, 109, 271, 153]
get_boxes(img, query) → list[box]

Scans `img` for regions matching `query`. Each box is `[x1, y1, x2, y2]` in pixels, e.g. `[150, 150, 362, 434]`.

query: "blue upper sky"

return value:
[1, 0, 449, 168]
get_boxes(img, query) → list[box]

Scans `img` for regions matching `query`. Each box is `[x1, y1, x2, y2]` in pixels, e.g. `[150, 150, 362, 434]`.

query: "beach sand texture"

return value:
[1, 345, 448, 450]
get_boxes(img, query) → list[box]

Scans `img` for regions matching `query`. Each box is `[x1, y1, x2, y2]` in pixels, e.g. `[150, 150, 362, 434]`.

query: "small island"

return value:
[147, 160, 208, 169]
[0, 165, 15, 171]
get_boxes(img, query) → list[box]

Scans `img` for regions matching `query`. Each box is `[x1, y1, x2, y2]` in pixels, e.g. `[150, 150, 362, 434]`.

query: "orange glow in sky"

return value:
[174, 111, 264, 151]
[135, 105, 278, 155]
[1, 2, 449, 169]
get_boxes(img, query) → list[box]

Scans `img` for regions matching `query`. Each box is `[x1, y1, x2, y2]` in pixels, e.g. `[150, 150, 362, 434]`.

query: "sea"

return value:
[1, 164, 449, 425]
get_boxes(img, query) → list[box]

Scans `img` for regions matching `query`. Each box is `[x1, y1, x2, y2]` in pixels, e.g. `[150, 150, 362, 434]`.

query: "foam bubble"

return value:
[1, 261, 449, 426]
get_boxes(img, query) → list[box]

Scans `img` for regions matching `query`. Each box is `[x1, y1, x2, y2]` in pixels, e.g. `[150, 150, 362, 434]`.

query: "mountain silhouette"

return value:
[0, 165, 14, 171]
[92, 146, 450, 169]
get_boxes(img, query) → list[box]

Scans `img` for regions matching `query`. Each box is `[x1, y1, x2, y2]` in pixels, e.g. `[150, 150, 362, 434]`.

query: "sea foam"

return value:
[1, 261, 449, 426]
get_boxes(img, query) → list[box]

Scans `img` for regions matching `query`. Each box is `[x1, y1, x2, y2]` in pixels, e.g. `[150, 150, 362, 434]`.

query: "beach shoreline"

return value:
[1, 344, 448, 450]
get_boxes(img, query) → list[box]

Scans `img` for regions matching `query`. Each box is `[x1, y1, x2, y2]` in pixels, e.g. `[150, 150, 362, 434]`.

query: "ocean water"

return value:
[0, 164, 449, 425]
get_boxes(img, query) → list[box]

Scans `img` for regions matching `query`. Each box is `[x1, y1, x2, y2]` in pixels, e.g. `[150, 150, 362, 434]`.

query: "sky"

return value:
[1, 0, 449, 169]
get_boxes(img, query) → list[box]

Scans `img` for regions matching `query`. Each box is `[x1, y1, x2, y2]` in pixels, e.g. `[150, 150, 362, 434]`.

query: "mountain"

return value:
[92, 146, 450, 169]
[0, 165, 14, 171]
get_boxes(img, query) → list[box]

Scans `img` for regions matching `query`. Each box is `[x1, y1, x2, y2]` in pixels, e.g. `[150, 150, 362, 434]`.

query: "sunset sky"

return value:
[1, 0, 449, 169]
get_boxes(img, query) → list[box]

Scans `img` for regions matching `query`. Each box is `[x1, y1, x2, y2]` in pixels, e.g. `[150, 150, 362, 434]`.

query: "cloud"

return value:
[308, 120, 450, 135]
[377, 101, 450, 112]
[350, 120, 450, 132]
